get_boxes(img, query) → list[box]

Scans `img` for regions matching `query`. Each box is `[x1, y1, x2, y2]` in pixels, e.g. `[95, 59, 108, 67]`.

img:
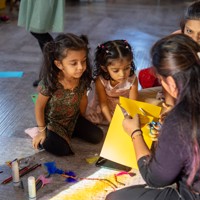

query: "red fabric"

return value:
[138, 67, 161, 89]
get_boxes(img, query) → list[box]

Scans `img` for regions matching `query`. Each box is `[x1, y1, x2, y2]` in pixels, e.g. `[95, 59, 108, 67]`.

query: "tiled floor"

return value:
[0, 0, 192, 199]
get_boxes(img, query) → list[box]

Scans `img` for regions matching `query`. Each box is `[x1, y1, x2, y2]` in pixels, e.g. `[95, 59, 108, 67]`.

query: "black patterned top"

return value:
[38, 80, 86, 143]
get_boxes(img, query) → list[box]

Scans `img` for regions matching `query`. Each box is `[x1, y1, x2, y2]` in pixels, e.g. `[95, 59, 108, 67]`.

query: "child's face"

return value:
[105, 58, 132, 84]
[184, 20, 200, 44]
[55, 49, 87, 79]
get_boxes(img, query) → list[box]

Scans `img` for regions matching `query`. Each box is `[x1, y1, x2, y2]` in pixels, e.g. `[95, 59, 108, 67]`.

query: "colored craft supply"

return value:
[0, 71, 23, 78]
[1, 164, 41, 185]
[36, 179, 43, 191]
[86, 156, 99, 164]
[36, 175, 52, 190]
[1, 166, 27, 184]
[6, 158, 18, 167]
[20, 163, 41, 177]
[1, 175, 13, 184]
[12, 160, 20, 186]
[28, 176, 36, 200]
[31, 94, 38, 104]
[44, 162, 63, 175]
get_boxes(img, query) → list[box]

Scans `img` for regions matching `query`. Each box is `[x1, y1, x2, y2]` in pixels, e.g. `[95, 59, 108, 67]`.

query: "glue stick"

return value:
[11, 160, 20, 186]
[28, 176, 36, 200]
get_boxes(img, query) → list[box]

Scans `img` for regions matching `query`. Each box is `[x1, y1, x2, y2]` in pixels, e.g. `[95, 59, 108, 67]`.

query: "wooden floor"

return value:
[0, 0, 193, 199]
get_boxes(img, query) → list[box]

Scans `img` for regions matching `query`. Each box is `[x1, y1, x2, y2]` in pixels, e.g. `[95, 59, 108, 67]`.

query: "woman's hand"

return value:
[32, 131, 46, 149]
[159, 102, 173, 123]
[122, 114, 141, 137]
[123, 114, 151, 160]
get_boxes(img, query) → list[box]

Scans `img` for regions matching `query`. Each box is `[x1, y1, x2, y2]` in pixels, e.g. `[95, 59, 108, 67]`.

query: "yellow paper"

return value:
[86, 156, 100, 164]
[100, 97, 161, 169]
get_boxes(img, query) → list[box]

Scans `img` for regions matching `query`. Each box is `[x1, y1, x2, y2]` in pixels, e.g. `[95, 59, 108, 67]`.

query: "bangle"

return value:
[38, 126, 47, 133]
[131, 129, 143, 139]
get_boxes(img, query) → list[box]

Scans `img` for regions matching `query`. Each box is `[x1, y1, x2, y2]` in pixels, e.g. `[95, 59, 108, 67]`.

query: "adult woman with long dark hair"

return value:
[106, 34, 200, 200]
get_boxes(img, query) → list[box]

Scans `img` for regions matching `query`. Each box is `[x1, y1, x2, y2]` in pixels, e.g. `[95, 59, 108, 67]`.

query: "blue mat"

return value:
[0, 71, 24, 78]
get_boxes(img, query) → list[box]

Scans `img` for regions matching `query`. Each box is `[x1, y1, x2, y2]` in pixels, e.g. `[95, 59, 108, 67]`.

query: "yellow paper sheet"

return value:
[100, 97, 162, 169]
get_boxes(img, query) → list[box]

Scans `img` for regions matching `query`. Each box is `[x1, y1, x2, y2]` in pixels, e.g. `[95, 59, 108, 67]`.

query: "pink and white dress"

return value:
[85, 75, 137, 125]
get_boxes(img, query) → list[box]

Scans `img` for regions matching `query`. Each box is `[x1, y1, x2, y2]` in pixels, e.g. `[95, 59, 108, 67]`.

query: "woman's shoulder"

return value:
[160, 107, 190, 141]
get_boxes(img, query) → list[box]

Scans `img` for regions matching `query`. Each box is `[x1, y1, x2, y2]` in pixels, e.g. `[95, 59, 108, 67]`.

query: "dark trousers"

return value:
[106, 185, 182, 200]
[30, 32, 53, 52]
[42, 115, 104, 156]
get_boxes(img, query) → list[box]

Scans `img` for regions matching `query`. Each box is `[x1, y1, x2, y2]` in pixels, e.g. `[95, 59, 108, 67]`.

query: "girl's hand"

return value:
[32, 132, 46, 149]
[122, 114, 140, 136]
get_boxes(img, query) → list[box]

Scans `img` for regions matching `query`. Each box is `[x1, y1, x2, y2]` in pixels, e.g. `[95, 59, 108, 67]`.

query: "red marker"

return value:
[1, 164, 41, 184]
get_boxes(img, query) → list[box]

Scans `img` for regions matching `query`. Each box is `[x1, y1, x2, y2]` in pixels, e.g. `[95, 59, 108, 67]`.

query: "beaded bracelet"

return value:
[131, 129, 143, 139]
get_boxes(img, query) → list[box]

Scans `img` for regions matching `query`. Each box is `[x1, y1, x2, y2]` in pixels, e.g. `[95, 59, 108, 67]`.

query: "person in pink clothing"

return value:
[85, 39, 138, 125]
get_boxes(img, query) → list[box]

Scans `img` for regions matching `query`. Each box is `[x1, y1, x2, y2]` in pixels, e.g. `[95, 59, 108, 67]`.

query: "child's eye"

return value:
[186, 29, 192, 34]
[71, 62, 77, 66]
[112, 70, 119, 73]
[81, 60, 87, 65]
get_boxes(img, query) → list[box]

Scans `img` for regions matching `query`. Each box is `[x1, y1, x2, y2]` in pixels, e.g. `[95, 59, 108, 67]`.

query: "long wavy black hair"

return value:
[39, 33, 92, 94]
[151, 34, 200, 188]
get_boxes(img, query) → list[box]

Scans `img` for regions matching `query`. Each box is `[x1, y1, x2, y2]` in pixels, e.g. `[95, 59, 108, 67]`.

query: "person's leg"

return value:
[73, 115, 104, 144]
[106, 185, 181, 200]
[30, 32, 53, 52]
[42, 129, 74, 156]
[30, 32, 54, 87]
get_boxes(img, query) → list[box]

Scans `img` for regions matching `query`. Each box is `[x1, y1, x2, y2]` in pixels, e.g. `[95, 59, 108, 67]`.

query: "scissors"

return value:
[119, 104, 132, 119]
[147, 121, 161, 141]
[139, 108, 147, 116]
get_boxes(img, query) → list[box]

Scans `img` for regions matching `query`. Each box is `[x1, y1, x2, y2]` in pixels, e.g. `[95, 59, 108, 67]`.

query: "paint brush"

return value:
[1, 164, 41, 184]
[1, 166, 28, 184]
[19, 164, 41, 177]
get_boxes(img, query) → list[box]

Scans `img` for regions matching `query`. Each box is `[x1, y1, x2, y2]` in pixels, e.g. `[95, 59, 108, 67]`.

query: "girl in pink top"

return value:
[85, 40, 138, 125]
